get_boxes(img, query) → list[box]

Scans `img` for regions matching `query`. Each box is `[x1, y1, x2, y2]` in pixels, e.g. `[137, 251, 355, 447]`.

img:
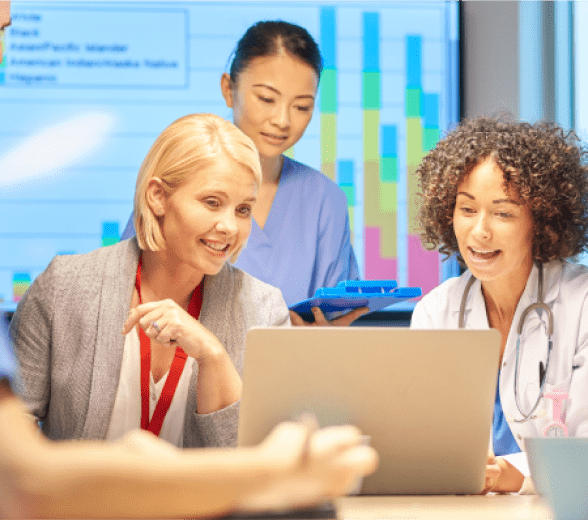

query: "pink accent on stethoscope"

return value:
[542, 388, 569, 437]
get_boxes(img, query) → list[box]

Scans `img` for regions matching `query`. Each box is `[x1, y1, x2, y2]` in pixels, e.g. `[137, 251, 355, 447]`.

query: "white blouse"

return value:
[106, 329, 195, 447]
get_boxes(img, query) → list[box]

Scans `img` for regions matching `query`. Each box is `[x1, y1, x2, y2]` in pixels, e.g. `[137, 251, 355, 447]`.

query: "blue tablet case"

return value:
[288, 280, 422, 320]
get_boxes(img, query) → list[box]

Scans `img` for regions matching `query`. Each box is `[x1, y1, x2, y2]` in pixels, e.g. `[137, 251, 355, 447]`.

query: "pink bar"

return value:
[365, 226, 397, 280]
[408, 234, 440, 296]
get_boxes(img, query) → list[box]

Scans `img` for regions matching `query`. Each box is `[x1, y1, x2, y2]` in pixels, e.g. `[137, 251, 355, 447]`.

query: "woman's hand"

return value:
[239, 421, 379, 511]
[289, 306, 369, 327]
[122, 299, 242, 414]
[480, 453, 525, 494]
[122, 299, 222, 362]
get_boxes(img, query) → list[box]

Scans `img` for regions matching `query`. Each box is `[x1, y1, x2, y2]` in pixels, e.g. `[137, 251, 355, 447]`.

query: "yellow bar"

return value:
[321, 113, 337, 180]
[363, 110, 380, 162]
[364, 161, 380, 227]
[322, 162, 336, 181]
[407, 165, 421, 235]
[406, 117, 423, 167]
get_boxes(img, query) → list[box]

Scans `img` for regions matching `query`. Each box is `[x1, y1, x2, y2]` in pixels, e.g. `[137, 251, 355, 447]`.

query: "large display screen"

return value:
[1, 1, 459, 312]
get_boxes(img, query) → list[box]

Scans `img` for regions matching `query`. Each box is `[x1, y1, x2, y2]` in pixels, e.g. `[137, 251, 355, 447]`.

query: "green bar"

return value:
[405, 88, 422, 118]
[380, 156, 398, 182]
[362, 72, 380, 110]
[102, 237, 119, 247]
[320, 69, 337, 113]
[379, 182, 397, 221]
[283, 146, 295, 159]
[340, 185, 355, 206]
[422, 127, 440, 152]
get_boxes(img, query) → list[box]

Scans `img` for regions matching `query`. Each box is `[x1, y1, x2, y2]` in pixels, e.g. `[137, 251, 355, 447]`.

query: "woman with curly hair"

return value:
[411, 116, 588, 494]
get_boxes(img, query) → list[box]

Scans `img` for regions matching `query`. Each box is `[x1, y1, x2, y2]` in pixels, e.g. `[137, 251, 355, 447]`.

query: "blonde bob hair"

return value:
[134, 113, 262, 260]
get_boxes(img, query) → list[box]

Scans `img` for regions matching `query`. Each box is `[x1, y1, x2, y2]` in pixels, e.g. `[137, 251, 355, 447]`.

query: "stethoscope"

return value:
[458, 263, 554, 422]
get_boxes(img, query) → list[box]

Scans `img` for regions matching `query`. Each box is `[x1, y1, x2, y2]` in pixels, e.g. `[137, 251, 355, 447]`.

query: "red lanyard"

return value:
[134, 257, 203, 436]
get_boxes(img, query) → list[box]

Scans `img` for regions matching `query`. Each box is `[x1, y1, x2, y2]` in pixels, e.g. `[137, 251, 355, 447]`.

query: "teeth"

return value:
[203, 240, 228, 251]
[471, 248, 498, 254]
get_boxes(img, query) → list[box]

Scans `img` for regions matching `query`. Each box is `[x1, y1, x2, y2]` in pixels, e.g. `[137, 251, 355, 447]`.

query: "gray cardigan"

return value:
[10, 239, 290, 447]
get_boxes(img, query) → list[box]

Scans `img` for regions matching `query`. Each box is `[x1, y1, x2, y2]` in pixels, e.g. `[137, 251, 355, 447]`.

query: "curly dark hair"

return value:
[417, 116, 588, 263]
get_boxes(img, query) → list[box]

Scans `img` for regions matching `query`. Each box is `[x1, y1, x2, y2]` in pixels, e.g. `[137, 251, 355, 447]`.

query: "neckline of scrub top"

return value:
[251, 155, 296, 241]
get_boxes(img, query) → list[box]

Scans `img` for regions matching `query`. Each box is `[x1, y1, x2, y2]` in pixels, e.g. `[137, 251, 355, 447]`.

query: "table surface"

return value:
[333, 495, 553, 520]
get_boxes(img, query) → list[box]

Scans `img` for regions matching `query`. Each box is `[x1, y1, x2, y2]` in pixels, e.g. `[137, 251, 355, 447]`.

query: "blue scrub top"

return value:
[121, 157, 359, 307]
[234, 157, 359, 306]
[493, 380, 521, 456]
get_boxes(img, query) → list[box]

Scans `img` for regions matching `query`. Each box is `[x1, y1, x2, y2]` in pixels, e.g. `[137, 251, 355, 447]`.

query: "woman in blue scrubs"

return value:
[219, 21, 363, 325]
[122, 21, 365, 325]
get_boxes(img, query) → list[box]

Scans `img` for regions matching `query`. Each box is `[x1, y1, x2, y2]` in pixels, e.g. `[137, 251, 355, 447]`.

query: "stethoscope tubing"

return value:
[458, 263, 554, 423]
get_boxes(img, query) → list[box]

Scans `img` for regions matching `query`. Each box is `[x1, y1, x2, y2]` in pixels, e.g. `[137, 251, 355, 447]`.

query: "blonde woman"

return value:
[11, 113, 289, 447]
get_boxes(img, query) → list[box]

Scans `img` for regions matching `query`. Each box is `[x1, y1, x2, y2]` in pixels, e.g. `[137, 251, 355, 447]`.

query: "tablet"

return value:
[288, 280, 421, 320]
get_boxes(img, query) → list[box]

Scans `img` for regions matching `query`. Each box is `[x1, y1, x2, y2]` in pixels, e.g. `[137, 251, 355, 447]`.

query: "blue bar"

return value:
[102, 221, 119, 237]
[381, 125, 397, 156]
[363, 12, 379, 72]
[422, 93, 439, 128]
[554, 1, 572, 129]
[338, 160, 354, 186]
[519, 2, 543, 123]
[320, 7, 336, 69]
[406, 35, 421, 88]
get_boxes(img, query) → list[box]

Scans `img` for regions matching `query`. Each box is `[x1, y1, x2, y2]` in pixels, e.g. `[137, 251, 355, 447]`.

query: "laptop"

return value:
[238, 327, 500, 495]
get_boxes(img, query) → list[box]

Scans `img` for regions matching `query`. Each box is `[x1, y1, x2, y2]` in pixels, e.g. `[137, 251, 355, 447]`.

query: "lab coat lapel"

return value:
[459, 276, 490, 329]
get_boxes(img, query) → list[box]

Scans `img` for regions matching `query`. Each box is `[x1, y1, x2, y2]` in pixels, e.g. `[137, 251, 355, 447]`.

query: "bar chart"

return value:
[0, 1, 458, 311]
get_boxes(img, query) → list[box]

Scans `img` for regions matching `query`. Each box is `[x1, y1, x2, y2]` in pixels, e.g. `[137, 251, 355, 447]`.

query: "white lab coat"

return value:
[411, 260, 588, 478]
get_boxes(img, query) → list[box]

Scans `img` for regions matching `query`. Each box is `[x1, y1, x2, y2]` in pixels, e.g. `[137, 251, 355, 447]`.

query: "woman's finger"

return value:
[330, 307, 369, 327]
[154, 322, 180, 348]
[310, 425, 363, 457]
[137, 309, 168, 338]
[311, 307, 330, 326]
[289, 310, 309, 326]
[479, 464, 500, 494]
[122, 301, 166, 334]
[327, 444, 379, 477]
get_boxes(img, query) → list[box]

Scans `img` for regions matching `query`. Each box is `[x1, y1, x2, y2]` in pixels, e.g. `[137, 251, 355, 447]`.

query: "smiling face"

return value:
[221, 52, 318, 159]
[453, 157, 534, 285]
[152, 154, 257, 278]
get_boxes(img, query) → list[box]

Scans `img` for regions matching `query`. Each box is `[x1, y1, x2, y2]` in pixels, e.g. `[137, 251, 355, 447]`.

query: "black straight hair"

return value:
[229, 20, 323, 83]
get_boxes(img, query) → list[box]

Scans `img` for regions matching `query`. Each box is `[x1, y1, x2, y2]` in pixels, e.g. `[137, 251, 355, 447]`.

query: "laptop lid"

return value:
[238, 327, 500, 495]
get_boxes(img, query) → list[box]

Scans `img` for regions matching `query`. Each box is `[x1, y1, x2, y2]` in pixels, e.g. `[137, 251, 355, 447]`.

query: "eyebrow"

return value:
[456, 191, 520, 205]
[252, 83, 315, 100]
[207, 190, 257, 203]
[0, 17, 11, 30]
